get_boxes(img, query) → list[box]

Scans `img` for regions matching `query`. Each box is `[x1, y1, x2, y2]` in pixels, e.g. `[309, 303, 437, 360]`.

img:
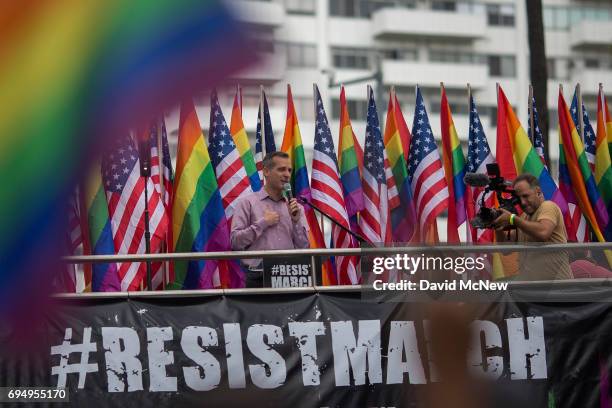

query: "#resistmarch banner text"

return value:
[1, 288, 611, 407]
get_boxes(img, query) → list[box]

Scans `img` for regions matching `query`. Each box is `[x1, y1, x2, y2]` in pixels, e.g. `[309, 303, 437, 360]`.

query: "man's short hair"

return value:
[263, 151, 290, 170]
[513, 173, 540, 189]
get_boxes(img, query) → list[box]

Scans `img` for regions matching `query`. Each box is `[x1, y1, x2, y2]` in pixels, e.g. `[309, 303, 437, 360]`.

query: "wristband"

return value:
[509, 214, 515, 226]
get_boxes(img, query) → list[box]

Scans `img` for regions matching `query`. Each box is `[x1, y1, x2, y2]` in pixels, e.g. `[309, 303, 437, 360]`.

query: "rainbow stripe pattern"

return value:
[496, 86, 569, 216]
[383, 93, 417, 243]
[0, 0, 251, 311]
[596, 89, 612, 241]
[338, 87, 365, 233]
[558, 91, 609, 243]
[231, 91, 261, 192]
[440, 86, 467, 243]
[82, 163, 121, 291]
[170, 99, 243, 289]
[280, 85, 333, 284]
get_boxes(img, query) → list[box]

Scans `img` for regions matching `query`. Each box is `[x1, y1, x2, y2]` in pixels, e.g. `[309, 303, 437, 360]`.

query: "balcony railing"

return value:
[372, 7, 486, 40]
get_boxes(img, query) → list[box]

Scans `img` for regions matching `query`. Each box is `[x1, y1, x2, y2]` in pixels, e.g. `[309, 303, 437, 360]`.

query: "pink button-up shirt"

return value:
[230, 189, 310, 267]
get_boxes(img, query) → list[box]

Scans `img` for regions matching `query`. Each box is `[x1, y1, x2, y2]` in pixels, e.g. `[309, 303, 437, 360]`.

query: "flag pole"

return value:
[136, 130, 153, 291]
[259, 85, 266, 157]
[600, 83, 605, 112]
[528, 84, 535, 145]
[156, 118, 168, 290]
[577, 83, 585, 142]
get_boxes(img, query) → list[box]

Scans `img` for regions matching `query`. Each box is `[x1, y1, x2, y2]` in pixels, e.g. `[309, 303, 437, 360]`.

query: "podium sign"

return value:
[263, 256, 312, 288]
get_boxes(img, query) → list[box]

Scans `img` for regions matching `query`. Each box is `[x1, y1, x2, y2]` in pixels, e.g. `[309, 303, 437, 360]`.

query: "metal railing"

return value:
[59, 242, 612, 297]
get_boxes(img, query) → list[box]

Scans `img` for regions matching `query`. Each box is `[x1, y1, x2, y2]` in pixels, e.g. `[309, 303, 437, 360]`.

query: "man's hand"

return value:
[492, 208, 514, 230]
[287, 198, 301, 223]
[263, 208, 280, 227]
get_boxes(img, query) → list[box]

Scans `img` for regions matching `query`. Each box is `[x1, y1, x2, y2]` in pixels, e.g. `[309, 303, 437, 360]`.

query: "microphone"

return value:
[463, 172, 491, 187]
[282, 183, 293, 201]
[138, 136, 151, 177]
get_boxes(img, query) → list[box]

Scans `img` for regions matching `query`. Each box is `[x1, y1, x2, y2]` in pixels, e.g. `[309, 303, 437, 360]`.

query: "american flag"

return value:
[466, 95, 495, 243]
[150, 118, 173, 208]
[311, 86, 358, 284]
[408, 87, 448, 239]
[528, 97, 547, 166]
[209, 91, 253, 218]
[102, 134, 169, 291]
[148, 118, 174, 287]
[62, 188, 82, 292]
[67, 187, 83, 254]
[255, 90, 276, 185]
[570, 95, 598, 172]
[359, 87, 398, 244]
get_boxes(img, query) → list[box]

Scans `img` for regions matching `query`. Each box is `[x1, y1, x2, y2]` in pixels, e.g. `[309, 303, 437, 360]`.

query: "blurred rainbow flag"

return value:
[0, 1, 251, 312]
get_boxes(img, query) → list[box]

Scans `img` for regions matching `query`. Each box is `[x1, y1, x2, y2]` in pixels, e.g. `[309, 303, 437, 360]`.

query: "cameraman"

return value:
[492, 173, 573, 280]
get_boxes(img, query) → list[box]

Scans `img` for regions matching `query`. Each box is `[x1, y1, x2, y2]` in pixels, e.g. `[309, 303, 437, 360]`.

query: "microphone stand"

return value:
[139, 139, 153, 291]
[296, 197, 368, 244]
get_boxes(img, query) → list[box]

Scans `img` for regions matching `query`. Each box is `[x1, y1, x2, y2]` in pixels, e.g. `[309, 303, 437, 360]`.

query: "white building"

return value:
[165, 0, 612, 240]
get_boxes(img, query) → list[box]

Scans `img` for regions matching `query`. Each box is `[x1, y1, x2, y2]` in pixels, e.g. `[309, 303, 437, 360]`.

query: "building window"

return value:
[486, 4, 515, 27]
[545, 6, 612, 30]
[330, 0, 358, 17]
[585, 58, 600, 69]
[432, 1, 456, 12]
[284, 0, 315, 15]
[331, 98, 368, 121]
[429, 50, 486, 65]
[488, 55, 516, 78]
[379, 47, 418, 61]
[286, 43, 318, 68]
[331, 47, 371, 69]
[330, 0, 413, 18]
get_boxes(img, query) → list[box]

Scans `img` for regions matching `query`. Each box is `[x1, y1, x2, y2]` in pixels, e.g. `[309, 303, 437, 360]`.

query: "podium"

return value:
[262, 255, 315, 288]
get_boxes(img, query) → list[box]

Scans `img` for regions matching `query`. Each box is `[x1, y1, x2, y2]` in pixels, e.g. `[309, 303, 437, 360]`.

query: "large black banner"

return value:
[1, 286, 612, 407]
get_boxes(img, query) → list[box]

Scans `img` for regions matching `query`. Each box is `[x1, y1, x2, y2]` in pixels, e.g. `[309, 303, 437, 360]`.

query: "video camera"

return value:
[463, 163, 520, 229]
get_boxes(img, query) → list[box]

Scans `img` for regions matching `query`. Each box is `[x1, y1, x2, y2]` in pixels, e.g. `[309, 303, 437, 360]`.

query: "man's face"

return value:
[264, 156, 292, 191]
[514, 180, 543, 215]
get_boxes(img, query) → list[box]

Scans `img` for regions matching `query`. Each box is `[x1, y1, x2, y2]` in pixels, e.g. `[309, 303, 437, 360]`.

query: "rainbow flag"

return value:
[170, 99, 244, 289]
[496, 86, 569, 218]
[383, 92, 417, 243]
[338, 87, 364, 234]
[81, 162, 121, 292]
[558, 90, 610, 243]
[440, 86, 467, 243]
[596, 88, 612, 241]
[280, 85, 333, 285]
[394, 94, 412, 165]
[230, 90, 261, 192]
[0, 1, 251, 314]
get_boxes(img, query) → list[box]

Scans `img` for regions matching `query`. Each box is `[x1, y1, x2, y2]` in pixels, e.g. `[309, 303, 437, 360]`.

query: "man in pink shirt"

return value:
[231, 152, 309, 287]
